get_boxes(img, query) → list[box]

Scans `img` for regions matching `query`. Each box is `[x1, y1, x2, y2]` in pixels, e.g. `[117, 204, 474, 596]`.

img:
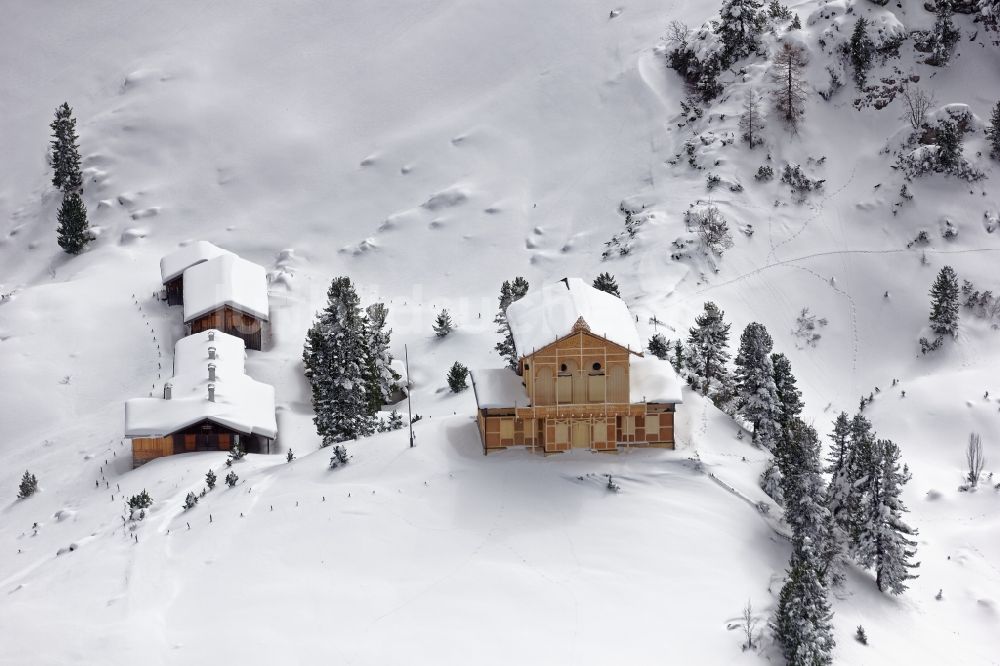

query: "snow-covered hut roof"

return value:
[159, 241, 235, 284]
[182, 254, 269, 322]
[629, 356, 684, 404]
[505, 278, 642, 358]
[470, 368, 530, 409]
[124, 329, 277, 439]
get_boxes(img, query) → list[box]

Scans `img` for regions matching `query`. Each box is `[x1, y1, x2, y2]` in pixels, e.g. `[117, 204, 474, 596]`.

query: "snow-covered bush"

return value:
[225, 442, 246, 467]
[329, 445, 351, 469]
[602, 209, 647, 259]
[17, 471, 38, 499]
[755, 164, 774, 181]
[183, 492, 198, 510]
[447, 361, 469, 392]
[205, 469, 217, 490]
[793, 308, 828, 348]
[664, 21, 725, 101]
[128, 490, 153, 520]
[225, 471, 238, 487]
[686, 205, 734, 256]
[780, 164, 824, 198]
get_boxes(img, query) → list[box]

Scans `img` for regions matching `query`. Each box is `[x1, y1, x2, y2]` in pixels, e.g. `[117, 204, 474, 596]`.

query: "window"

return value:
[499, 419, 514, 440]
[622, 416, 636, 436]
[645, 414, 660, 439]
[592, 362, 602, 372]
[560, 363, 568, 372]
[592, 421, 607, 443]
[555, 422, 569, 444]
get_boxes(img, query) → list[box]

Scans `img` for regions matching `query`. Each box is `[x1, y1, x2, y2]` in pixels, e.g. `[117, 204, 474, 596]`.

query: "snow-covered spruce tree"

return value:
[205, 469, 217, 490]
[929, 266, 960, 337]
[447, 361, 469, 393]
[433, 308, 454, 338]
[790, 13, 801, 30]
[592, 272, 621, 297]
[17, 471, 38, 499]
[772, 419, 836, 665]
[849, 17, 874, 87]
[856, 439, 919, 594]
[648, 333, 670, 360]
[768, 0, 791, 20]
[56, 192, 90, 255]
[672, 339, 685, 374]
[929, 0, 961, 67]
[385, 409, 404, 431]
[718, 0, 767, 65]
[771, 353, 803, 426]
[303, 276, 374, 446]
[184, 492, 198, 510]
[760, 459, 784, 505]
[739, 87, 766, 148]
[988, 100, 1000, 160]
[685, 302, 733, 404]
[822, 412, 854, 584]
[329, 444, 350, 469]
[49, 102, 82, 194]
[494, 277, 529, 370]
[734, 323, 781, 449]
[770, 42, 808, 131]
[225, 471, 238, 487]
[362, 302, 399, 417]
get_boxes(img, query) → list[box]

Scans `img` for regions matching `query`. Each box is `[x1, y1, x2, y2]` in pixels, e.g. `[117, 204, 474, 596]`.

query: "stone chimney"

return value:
[208, 346, 216, 360]
[163, 382, 172, 400]
[208, 383, 216, 402]
[208, 363, 216, 381]
[208, 331, 215, 341]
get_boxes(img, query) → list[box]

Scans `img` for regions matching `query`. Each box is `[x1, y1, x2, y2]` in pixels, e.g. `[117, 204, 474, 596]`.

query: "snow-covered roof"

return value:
[470, 368, 530, 409]
[125, 330, 277, 439]
[159, 241, 235, 284]
[182, 254, 269, 322]
[505, 278, 642, 358]
[629, 356, 684, 404]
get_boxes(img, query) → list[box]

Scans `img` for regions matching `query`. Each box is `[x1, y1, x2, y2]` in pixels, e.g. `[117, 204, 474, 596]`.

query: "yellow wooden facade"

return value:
[476, 326, 676, 454]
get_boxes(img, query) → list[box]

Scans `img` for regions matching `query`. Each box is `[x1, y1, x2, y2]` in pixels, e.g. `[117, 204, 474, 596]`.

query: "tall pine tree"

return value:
[734, 323, 780, 449]
[494, 277, 529, 369]
[684, 302, 733, 402]
[49, 102, 82, 194]
[647, 333, 670, 360]
[848, 17, 874, 87]
[303, 276, 374, 446]
[929, 265, 959, 337]
[929, 0, 960, 67]
[361, 302, 399, 416]
[856, 439, 919, 594]
[56, 192, 90, 255]
[823, 412, 854, 584]
[592, 272, 621, 297]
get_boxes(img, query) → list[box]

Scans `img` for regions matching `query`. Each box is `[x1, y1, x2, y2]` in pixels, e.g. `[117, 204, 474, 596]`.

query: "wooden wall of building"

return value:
[189, 305, 264, 350]
[522, 332, 632, 407]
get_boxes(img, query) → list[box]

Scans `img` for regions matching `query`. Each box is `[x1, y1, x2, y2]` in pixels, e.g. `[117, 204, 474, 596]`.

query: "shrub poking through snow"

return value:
[606, 475, 621, 493]
[602, 209, 647, 259]
[447, 362, 469, 393]
[183, 492, 198, 510]
[988, 100, 1000, 160]
[128, 490, 153, 520]
[205, 469, 217, 490]
[927, 0, 961, 67]
[687, 205, 734, 256]
[226, 442, 245, 467]
[755, 165, 774, 181]
[592, 272, 621, 297]
[225, 471, 238, 488]
[966, 433, 985, 488]
[433, 309, 454, 338]
[648, 333, 670, 360]
[855, 625, 868, 645]
[329, 445, 350, 469]
[780, 164, 824, 198]
[17, 471, 38, 499]
[741, 599, 760, 651]
[286, 449, 295, 463]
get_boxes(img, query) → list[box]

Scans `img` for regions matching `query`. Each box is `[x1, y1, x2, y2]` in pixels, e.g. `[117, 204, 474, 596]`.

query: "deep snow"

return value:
[2, 0, 1000, 664]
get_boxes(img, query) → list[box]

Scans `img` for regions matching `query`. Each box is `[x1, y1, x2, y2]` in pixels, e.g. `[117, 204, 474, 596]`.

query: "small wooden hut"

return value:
[125, 329, 277, 467]
[471, 278, 682, 454]
[159, 241, 234, 306]
[182, 254, 269, 350]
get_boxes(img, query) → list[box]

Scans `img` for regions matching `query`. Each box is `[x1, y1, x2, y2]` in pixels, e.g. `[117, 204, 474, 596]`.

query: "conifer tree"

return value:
[303, 276, 374, 446]
[772, 419, 836, 665]
[929, 0, 960, 67]
[592, 272, 621, 297]
[936, 119, 963, 169]
[225, 471, 238, 487]
[447, 362, 469, 392]
[739, 87, 766, 148]
[433, 309, 454, 338]
[49, 102, 82, 194]
[17, 471, 38, 499]
[672, 339, 685, 374]
[362, 302, 399, 416]
[988, 100, 1000, 160]
[790, 13, 801, 30]
[823, 412, 854, 583]
[770, 42, 808, 130]
[184, 492, 199, 510]
[494, 277, 529, 369]
[768, 0, 791, 19]
[929, 266, 960, 337]
[648, 333, 670, 360]
[718, 0, 767, 65]
[734, 323, 780, 449]
[205, 469, 217, 490]
[771, 353, 803, 426]
[386, 409, 404, 431]
[685, 302, 732, 401]
[856, 439, 919, 594]
[849, 17, 874, 87]
[56, 192, 90, 255]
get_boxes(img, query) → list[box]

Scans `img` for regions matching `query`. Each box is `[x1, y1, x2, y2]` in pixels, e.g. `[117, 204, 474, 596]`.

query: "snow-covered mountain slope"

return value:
[1, 0, 999, 663]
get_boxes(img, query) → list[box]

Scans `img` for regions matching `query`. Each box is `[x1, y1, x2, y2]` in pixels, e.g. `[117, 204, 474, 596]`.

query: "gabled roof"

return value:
[505, 278, 642, 358]
[183, 254, 269, 322]
[125, 329, 277, 439]
[160, 241, 235, 284]
[470, 368, 531, 409]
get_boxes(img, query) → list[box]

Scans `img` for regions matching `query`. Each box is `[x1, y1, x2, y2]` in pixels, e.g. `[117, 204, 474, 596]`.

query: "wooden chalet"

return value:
[182, 254, 269, 351]
[471, 278, 682, 454]
[159, 241, 234, 306]
[125, 330, 277, 467]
